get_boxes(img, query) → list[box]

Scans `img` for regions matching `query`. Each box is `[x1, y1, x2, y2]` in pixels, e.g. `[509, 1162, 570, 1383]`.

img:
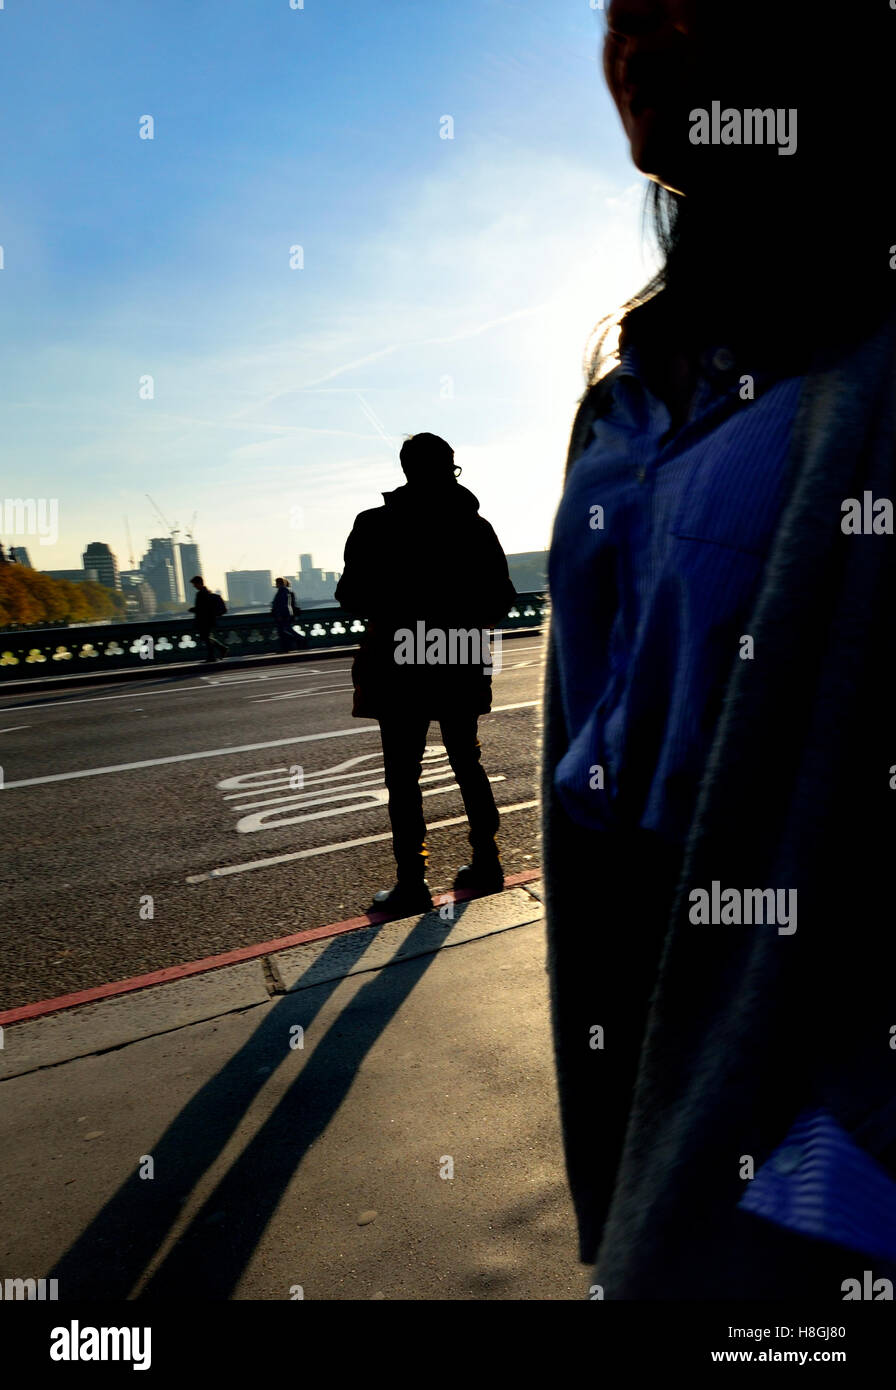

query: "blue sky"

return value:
[0, 0, 656, 590]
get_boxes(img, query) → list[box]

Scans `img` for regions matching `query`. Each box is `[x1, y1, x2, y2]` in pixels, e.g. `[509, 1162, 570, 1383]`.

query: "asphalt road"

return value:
[0, 636, 545, 1011]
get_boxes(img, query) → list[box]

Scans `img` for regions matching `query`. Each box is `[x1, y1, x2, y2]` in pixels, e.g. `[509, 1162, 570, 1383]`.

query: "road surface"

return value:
[0, 637, 545, 1012]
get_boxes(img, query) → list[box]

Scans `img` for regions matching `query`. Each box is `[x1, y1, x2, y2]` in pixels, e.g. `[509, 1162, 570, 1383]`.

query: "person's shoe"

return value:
[370, 880, 433, 917]
[452, 859, 505, 895]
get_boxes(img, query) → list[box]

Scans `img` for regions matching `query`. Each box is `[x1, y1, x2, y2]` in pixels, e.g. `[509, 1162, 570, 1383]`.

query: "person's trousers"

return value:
[198, 626, 227, 660]
[276, 619, 300, 651]
[378, 713, 500, 882]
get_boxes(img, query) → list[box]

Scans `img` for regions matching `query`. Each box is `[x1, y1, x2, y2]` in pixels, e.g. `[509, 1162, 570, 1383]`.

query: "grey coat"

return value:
[542, 306, 896, 1294]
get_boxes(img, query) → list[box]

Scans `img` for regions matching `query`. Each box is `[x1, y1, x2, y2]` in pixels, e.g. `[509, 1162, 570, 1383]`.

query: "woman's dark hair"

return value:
[588, 1, 896, 385]
[586, 182, 679, 382]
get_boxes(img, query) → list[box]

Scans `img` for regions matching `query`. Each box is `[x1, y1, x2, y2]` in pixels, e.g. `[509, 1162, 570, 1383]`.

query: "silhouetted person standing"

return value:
[272, 576, 301, 651]
[189, 575, 228, 663]
[336, 433, 517, 917]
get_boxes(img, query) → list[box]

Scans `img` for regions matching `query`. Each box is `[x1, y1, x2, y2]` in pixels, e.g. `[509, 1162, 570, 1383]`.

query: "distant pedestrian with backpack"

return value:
[272, 576, 302, 652]
[189, 575, 228, 662]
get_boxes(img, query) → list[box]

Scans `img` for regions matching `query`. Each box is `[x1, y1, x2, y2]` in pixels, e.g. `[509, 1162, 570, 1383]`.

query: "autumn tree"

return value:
[0, 567, 128, 629]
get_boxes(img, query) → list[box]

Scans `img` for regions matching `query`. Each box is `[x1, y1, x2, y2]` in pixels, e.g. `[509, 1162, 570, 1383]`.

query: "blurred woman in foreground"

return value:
[544, 0, 896, 1297]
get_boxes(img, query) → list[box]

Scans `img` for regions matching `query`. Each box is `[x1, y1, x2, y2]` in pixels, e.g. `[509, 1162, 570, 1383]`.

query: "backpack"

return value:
[212, 593, 227, 617]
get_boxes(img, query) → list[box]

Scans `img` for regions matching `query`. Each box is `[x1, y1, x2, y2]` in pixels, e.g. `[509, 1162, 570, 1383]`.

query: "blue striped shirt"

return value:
[549, 341, 803, 843]
[739, 1108, 896, 1268]
[550, 335, 896, 1261]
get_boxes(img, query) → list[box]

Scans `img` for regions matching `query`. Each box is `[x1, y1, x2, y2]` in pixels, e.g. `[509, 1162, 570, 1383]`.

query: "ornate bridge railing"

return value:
[0, 595, 548, 682]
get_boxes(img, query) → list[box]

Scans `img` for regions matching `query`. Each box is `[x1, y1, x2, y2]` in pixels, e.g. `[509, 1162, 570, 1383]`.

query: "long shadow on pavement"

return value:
[50, 902, 471, 1299]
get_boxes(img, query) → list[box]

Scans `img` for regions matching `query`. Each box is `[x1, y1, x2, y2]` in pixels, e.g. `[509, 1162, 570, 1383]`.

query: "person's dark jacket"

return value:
[191, 585, 219, 629]
[543, 302, 896, 1295]
[335, 480, 517, 719]
[272, 586, 298, 620]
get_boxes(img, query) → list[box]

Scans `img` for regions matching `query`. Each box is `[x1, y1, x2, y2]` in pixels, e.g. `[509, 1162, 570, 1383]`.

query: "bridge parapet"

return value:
[0, 596, 547, 681]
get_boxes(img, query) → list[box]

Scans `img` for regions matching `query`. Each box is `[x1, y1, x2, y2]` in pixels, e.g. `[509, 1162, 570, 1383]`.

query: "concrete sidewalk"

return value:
[0, 884, 587, 1300]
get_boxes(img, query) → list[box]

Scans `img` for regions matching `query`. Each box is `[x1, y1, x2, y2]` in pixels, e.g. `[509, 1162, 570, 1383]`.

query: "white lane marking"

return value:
[1, 726, 379, 789]
[216, 746, 504, 832]
[0, 682, 220, 714]
[245, 660, 544, 704]
[220, 749, 433, 811]
[249, 684, 354, 704]
[0, 666, 351, 714]
[220, 762, 384, 799]
[185, 799, 539, 882]
[231, 776, 505, 833]
[2, 701, 540, 790]
[203, 668, 330, 687]
[0, 725, 31, 734]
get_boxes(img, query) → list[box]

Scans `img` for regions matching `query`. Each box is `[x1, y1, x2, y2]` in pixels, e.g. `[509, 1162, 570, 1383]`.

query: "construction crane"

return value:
[123, 516, 136, 568]
[145, 494, 180, 542]
[185, 512, 198, 542]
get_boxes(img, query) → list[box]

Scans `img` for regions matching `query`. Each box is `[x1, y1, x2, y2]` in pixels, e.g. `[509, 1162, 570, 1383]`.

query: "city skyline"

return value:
[3, 527, 545, 617]
[7, 530, 344, 608]
[2, 514, 550, 610]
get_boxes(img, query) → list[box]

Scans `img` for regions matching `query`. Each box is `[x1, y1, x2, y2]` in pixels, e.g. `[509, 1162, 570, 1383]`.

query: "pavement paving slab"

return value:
[0, 908, 585, 1300]
[0, 962, 271, 1081]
